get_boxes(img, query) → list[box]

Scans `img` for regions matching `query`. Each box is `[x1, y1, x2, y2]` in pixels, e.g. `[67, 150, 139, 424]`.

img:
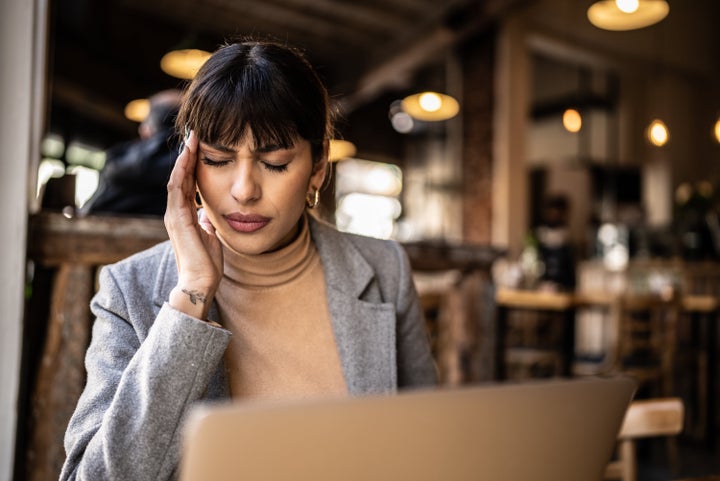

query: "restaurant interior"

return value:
[3, 0, 720, 480]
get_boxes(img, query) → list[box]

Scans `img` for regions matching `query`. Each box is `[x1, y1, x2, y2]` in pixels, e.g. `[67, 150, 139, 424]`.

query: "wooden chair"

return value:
[677, 261, 720, 443]
[608, 292, 681, 398]
[605, 397, 684, 481]
[496, 289, 575, 380]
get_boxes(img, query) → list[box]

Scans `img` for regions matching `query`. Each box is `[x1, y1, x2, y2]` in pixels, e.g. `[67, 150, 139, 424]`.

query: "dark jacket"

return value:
[81, 128, 179, 216]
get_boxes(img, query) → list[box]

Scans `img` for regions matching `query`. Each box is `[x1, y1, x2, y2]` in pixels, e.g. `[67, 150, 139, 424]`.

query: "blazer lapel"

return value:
[152, 218, 399, 397]
[309, 216, 398, 395]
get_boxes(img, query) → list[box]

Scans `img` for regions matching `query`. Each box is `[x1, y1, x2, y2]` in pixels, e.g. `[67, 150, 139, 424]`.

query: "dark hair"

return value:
[176, 41, 334, 163]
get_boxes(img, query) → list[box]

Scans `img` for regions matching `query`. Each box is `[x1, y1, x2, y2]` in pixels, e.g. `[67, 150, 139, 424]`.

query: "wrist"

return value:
[169, 285, 214, 321]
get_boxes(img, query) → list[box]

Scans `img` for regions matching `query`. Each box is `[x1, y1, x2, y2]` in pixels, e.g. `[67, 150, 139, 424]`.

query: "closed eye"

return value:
[262, 162, 289, 173]
[200, 156, 231, 167]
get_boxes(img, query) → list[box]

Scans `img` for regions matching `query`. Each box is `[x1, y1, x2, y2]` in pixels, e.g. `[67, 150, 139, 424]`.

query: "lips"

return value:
[223, 213, 271, 233]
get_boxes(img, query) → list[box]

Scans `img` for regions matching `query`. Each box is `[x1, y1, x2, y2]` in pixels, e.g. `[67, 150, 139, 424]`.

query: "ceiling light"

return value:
[401, 91, 459, 121]
[328, 139, 357, 162]
[647, 119, 669, 147]
[160, 48, 211, 80]
[562, 109, 582, 133]
[124, 98, 150, 122]
[587, 0, 669, 31]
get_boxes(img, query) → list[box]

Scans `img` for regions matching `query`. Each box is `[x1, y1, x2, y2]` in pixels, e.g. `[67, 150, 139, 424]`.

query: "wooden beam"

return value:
[52, 78, 136, 134]
[338, 0, 531, 113]
[27, 212, 168, 266]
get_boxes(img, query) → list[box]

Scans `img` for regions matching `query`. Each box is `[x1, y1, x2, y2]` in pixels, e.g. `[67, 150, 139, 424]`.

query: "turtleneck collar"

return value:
[219, 214, 315, 289]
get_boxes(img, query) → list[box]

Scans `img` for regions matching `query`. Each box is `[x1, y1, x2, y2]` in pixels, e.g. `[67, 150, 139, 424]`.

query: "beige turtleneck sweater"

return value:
[215, 216, 347, 400]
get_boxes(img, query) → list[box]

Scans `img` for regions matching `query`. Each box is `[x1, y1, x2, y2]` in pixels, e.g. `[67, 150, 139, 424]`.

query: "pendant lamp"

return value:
[401, 91, 459, 122]
[646, 119, 669, 147]
[124, 99, 150, 122]
[587, 0, 669, 31]
[160, 48, 212, 80]
[328, 139, 357, 162]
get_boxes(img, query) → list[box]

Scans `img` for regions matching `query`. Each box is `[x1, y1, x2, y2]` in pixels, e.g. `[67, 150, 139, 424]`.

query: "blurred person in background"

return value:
[80, 89, 182, 217]
[536, 193, 576, 291]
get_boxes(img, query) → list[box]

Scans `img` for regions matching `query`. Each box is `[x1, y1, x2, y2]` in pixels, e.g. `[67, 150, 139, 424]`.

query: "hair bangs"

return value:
[176, 41, 331, 161]
[191, 61, 309, 150]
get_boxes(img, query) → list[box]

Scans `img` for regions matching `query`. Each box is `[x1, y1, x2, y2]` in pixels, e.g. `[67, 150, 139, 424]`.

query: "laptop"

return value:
[179, 376, 636, 481]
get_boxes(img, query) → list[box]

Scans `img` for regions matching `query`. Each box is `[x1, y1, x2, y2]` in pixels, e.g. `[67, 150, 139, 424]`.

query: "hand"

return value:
[164, 131, 223, 320]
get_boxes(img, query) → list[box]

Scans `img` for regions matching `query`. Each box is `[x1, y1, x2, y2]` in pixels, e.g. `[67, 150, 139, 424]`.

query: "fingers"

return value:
[197, 207, 217, 236]
[167, 131, 198, 210]
[183, 131, 198, 194]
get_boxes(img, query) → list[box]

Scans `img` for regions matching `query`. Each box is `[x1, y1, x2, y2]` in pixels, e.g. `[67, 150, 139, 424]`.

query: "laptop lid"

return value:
[179, 376, 636, 481]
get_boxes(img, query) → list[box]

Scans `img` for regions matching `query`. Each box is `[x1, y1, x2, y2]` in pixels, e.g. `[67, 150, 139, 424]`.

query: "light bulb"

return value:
[418, 92, 442, 112]
[647, 119, 669, 147]
[616, 0, 639, 14]
[562, 109, 582, 133]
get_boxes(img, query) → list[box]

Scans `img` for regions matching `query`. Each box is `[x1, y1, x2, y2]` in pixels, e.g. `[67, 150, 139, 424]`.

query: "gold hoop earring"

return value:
[195, 191, 203, 209]
[305, 189, 320, 209]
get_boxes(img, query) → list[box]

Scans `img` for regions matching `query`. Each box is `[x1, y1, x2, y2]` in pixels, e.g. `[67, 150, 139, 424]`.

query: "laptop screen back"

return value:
[180, 376, 636, 481]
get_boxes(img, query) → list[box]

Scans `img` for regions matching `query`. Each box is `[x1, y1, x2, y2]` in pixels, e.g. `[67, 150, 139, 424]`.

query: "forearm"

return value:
[61, 303, 230, 481]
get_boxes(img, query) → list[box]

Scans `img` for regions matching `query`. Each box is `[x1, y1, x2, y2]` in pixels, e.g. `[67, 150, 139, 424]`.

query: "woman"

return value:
[61, 40, 436, 481]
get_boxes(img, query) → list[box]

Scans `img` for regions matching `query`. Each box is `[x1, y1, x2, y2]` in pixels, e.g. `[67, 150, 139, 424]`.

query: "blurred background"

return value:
[4, 1, 720, 481]
[39, 0, 720, 256]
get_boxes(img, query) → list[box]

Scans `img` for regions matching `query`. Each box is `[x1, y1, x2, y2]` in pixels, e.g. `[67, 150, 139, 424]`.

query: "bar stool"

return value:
[605, 397, 684, 481]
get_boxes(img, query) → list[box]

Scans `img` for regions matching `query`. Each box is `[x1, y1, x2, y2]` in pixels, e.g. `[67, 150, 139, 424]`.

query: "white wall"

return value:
[0, 0, 46, 479]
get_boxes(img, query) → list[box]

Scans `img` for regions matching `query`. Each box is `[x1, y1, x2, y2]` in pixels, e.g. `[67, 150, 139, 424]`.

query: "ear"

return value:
[309, 141, 329, 190]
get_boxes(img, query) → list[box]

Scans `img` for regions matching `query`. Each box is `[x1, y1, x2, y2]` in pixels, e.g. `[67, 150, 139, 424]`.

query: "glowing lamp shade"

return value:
[401, 91, 459, 121]
[328, 139, 357, 162]
[562, 109, 582, 133]
[647, 119, 669, 147]
[160, 49, 212, 79]
[587, 0, 669, 31]
[714, 117, 720, 143]
[124, 98, 150, 122]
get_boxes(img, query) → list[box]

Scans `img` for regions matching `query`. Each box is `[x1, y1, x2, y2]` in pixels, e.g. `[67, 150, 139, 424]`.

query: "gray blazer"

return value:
[61, 216, 437, 481]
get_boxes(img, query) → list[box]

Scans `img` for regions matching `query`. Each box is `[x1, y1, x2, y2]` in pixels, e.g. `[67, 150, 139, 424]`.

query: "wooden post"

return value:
[26, 263, 94, 481]
[23, 212, 168, 481]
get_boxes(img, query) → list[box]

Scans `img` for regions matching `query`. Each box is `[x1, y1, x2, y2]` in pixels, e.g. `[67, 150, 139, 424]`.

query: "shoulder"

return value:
[106, 240, 173, 273]
[309, 215, 408, 276]
[98, 240, 175, 296]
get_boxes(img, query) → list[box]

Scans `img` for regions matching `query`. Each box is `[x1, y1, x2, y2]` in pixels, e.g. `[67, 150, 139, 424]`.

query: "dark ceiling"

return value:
[47, 0, 522, 149]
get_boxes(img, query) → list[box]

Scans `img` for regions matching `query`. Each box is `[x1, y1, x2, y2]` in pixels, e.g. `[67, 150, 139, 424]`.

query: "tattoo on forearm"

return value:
[181, 289, 207, 305]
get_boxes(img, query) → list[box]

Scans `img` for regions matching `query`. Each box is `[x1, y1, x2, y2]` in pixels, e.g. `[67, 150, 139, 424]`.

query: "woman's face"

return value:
[196, 131, 326, 255]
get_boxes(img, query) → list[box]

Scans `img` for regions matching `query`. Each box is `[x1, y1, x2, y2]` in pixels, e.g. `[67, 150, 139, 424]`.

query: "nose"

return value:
[230, 162, 261, 203]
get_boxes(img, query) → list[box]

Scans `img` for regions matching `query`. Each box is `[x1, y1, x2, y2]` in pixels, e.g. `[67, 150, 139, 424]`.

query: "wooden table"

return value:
[494, 288, 576, 379]
[494, 287, 718, 448]
[672, 477, 720, 481]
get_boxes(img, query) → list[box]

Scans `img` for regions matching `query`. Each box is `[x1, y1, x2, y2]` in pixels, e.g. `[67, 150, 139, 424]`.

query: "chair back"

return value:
[609, 292, 680, 397]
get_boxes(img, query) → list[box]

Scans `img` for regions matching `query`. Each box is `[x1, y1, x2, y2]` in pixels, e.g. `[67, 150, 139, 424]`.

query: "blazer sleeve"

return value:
[391, 242, 438, 388]
[60, 266, 231, 481]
